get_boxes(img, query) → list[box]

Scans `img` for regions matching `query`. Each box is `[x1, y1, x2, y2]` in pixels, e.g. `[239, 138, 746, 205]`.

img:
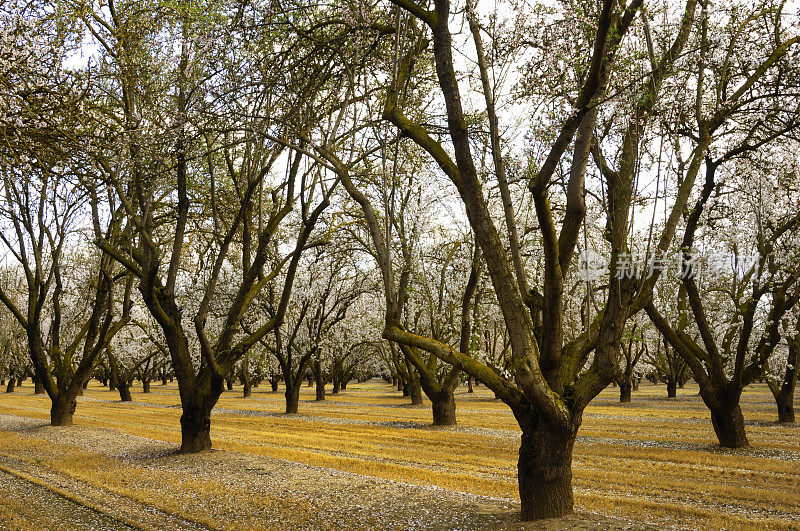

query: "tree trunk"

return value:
[243, 380, 252, 398]
[180, 405, 212, 453]
[517, 415, 576, 520]
[5, 378, 15, 393]
[118, 383, 132, 402]
[397, 379, 403, 392]
[467, 376, 474, 393]
[340, 379, 348, 390]
[315, 377, 325, 401]
[666, 378, 677, 398]
[332, 379, 341, 395]
[226, 379, 233, 391]
[710, 402, 749, 448]
[143, 380, 151, 393]
[776, 389, 795, 424]
[431, 391, 456, 426]
[409, 379, 422, 405]
[619, 376, 632, 403]
[285, 383, 301, 414]
[270, 379, 279, 392]
[50, 396, 76, 426]
[161, 375, 168, 385]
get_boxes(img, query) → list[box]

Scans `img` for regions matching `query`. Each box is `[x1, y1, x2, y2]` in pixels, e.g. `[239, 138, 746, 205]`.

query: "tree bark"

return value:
[409, 378, 423, 405]
[118, 383, 132, 402]
[431, 391, 456, 426]
[5, 378, 15, 393]
[710, 402, 750, 448]
[517, 415, 576, 520]
[179, 405, 212, 453]
[467, 376, 474, 393]
[776, 389, 795, 423]
[332, 379, 341, 395]
[270, 379, 279, 392]
[50, 396, 76, 426]
[243, 380, 252, 398]
[285, 383, 301, 414]
[666, 378, 677, 398]
[34, 376, 45, 394]
[142, 379, 151, 393]
[315, 377, 325, 401]
[619, 376, 632, 403]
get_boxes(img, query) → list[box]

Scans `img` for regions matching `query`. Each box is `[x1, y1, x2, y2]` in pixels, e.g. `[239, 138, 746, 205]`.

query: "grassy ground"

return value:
[0, 379, 798, 529]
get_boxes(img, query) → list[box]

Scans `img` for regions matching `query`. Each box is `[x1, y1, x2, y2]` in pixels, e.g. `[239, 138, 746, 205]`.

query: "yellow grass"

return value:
[1, 379, 798, 529]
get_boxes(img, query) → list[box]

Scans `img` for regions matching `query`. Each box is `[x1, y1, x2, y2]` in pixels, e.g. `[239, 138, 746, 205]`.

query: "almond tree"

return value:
[75, 0, 344, 451]
[644, 1, 800, 446]
[766, 311, 799, 423]
[336, 0, 700, 518]
[0, 6, 130, 423]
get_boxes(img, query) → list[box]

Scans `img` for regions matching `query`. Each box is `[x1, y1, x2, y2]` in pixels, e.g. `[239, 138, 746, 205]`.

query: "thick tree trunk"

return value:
[5, 378, 15, 393]
[143, 380, 151, 393]
[285, 383, 301, 414]
[710, 402, 749, 448]
[270, 379, 279, 392]
[243, 381, 252, 398]
[517, 416, 576, 520]
[315, 378, 325, 401]
[397, 379, 403, 392]
[161, 375, 168, 385]
[666, 378, 677, 398]
[431, 391, 456, 426]
[226, 379, 233, 391]
[340, 379, 348, 390]
[34, 376, 45, 394]
[619, 378, 631, 403]
[118, 383, 132, 402]
[467, 376, 474, 393]
[776, 390, 795, 424]
[332, 379, 341, 395]
[50, 396, 76, 426]
[409, 379, 423, 405]
[180, 405, 212, 453]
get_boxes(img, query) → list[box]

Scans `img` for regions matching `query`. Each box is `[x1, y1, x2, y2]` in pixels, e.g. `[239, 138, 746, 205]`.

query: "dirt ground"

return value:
[0, 379, 797, 529]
